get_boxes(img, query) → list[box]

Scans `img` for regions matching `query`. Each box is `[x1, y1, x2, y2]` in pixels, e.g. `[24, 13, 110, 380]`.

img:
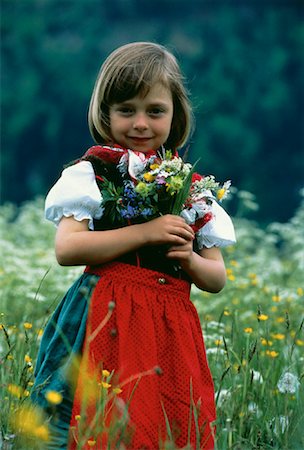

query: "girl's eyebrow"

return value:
[115, 100, 170, 108]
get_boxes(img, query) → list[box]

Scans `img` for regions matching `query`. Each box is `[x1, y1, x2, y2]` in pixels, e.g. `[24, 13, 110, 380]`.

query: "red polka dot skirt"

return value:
[68, 262, 215, 449]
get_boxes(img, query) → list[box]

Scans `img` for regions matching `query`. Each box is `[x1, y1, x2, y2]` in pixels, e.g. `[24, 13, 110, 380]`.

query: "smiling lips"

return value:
[127, 136, 153, 145]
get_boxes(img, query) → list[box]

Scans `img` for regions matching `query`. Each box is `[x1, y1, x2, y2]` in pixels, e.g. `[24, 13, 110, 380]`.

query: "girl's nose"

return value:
[133, 113, 148, 130]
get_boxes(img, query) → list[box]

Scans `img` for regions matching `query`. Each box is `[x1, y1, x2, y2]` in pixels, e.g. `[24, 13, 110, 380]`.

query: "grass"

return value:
[0, 193, 303, 449]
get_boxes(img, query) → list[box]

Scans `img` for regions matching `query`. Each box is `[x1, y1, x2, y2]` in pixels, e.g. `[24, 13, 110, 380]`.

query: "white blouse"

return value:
[45, 161, 236, 248]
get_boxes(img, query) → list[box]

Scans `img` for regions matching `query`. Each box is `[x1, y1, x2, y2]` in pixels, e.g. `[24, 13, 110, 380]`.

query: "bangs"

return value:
[104, 60, 170, 105]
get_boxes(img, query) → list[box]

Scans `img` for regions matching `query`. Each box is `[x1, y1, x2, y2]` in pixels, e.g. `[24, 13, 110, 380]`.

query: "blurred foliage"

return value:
[1, 0, 303, 225]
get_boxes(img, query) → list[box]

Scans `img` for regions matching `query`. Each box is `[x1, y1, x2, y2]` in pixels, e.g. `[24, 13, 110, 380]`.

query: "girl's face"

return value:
[109, 83, 174, 152]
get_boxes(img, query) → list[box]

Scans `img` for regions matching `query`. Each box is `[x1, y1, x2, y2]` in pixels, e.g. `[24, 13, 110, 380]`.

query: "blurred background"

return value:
[1, 0, 303, 226]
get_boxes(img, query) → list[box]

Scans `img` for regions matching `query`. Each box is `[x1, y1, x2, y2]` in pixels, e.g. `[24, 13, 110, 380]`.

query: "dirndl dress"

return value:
[32, 145, 236, 449]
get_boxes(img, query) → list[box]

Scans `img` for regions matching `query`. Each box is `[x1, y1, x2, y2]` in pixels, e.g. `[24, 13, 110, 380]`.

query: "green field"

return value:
[1, 194, 303, 449]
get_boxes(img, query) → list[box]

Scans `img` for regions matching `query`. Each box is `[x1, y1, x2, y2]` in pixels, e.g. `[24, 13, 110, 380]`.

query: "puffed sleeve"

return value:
[45, 161, 104, 230]
[195, 201, 236, 249]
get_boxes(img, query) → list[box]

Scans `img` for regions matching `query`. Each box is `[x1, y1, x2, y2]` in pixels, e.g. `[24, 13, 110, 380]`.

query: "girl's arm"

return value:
[55, 214, 195, 266]
[167, 242, 226, 293]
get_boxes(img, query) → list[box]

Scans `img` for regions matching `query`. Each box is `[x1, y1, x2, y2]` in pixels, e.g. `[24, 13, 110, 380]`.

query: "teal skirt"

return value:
[32, 272, 98, 449]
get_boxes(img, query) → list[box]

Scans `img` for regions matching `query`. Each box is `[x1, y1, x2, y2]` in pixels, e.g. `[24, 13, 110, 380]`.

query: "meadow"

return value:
[0, 192, 303, 449]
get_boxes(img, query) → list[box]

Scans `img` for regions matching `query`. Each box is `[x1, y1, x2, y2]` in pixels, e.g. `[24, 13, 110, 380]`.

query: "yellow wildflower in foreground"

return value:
[261, 338, 273, 346]
[272, 333, 285, 340]
[23, 322, 33, 329]
[102, 369, 110, 377]
[266, 350, 279, 358]
[24, 354, 32, 363]
[8, 384, 23, 398]
[13, 405, 49, 441]
[101, 382, 111, 389]
[258, 314, 269, 321]
[244, 327, 253, 334]
[113, 387, 123, 394]
[87, 440, 96, 447]
[45, 390, 63, 405]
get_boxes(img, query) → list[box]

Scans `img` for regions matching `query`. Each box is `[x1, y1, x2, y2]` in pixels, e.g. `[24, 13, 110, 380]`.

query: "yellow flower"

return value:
[87, 440, 96, 447]
[227, 274, 235, 281]
[112, 387, 123, 395]
[150, 163, 159, 170]
[24, 354, 32, 363]
[266, 350, 279, 358]
[226, 268, 233, 276]
[248, 273, 257, 279]
[8, 384, 23, 398]
[37, 328, 44, 337]
[296, 339, 304, 346]
[7, 354, 14, 360]
[260, 338, 273, 346]
[101, 382, 111, 389]
[223, 310, 230, 316]
[102, 369, 110, 378]
[35, 425, 49, 441]
[0, 324, 4, 330]
[257, 314, 268, 321]
[276, 317, 285, 323]
[230, 260, 238, 266]
[214, 339, 222, 346]
[271, 333, 285, 340]
[143, 172, 156, 182]
[244, 327, 253, 334]
[75, 415, 81, 421]
[13, 405, 49, 441]
[45, 390, 63, 405]
[297, 287, 303, 296]
[217, 188, 226, 200]
[23, 322, 33, 329]
[272, 295, 281, 302]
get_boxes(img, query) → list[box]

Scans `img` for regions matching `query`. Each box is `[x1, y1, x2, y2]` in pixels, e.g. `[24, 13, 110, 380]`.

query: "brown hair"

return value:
[88, 42, 193, 149]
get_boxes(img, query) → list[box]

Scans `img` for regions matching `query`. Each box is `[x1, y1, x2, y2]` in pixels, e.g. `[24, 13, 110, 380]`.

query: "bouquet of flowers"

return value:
[98, 149, 231, 232]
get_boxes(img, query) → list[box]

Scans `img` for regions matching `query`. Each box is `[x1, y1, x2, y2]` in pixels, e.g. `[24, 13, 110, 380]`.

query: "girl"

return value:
[33, 42, 236, 449]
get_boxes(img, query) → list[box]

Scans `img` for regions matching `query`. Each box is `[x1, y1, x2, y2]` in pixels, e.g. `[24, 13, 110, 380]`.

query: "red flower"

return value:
[191, 212, 213, 233]
[84, 145, 127, 164]
[192, 172, 203, 183]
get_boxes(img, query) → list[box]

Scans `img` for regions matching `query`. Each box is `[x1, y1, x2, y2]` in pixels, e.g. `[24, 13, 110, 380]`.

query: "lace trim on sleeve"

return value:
[45, 161, 104, 230]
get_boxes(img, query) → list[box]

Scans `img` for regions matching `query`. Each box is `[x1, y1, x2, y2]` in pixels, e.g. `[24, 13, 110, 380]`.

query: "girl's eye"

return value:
[148, 108, 165, 117]
[117, 107, 134, 115]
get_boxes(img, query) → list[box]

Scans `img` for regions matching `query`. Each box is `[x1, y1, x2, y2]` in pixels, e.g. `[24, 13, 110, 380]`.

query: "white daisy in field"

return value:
[251, 369, 263, 384]
[277, 372, 300, 394]
[215, 388, 231, 407]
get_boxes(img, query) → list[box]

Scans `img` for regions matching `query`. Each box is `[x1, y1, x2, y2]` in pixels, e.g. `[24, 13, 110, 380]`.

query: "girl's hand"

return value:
[141, 214, 194, 246]
[166, 240, 194, 264]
